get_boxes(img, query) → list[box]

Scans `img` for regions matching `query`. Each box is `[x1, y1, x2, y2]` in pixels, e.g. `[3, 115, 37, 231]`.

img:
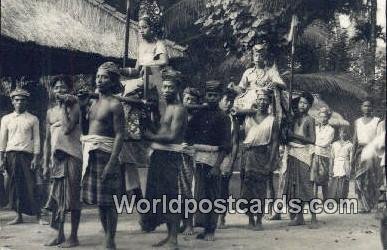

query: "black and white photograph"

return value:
[0, 0, 386, 249]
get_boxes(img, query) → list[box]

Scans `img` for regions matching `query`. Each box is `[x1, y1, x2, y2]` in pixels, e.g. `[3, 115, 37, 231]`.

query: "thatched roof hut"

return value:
[0, 0, 186, 77]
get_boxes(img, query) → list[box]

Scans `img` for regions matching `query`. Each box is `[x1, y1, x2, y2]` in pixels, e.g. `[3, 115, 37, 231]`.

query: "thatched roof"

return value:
[283, 72, 369, 100]
[1, 0, 185, 59]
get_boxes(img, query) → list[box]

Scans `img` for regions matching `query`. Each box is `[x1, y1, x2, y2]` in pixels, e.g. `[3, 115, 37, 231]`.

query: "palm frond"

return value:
[283, 72, 368, 100]
[298, 22, 330, 47]
[163, 0, 207, 35]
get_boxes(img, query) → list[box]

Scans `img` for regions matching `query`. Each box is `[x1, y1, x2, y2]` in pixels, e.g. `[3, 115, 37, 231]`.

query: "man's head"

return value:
[183, 87, 201, 105]
[205, 80, 223, 107]
[96, 62, 123, 95]
[10, 88, 29, 113]
[318, 107, 331, 125]
[161, 68, 182, 103]
[255, 88, 271, 114]
[361, 98, 373, 116]
[295, 91, 314, 115]
[219, 88, 237, 112]
[252, 43, 267, 67]
[50, 75, 72, 97]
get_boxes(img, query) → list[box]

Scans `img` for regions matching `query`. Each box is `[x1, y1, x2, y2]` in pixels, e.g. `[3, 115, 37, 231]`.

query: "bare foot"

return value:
[266, 213, 281, 221]
[38, 219, 49, 225]
[165, 238, 179, 250]
[196, 232, 206, 240]
[105, 237, 116, 250]
[59, 237, 79, 248]
[288, 217, 305, 226]
[217, 222, 227, 229]
[247, 216, 255, 230]
[308, 220, 319, 229]
[7, 217, 23, 225]
[44, 236, 66, 246]
[204, 232, 215, 241]
[254, 223, 264, 231]
[152, 236, 170, 247]
[182, 225, 194, 235]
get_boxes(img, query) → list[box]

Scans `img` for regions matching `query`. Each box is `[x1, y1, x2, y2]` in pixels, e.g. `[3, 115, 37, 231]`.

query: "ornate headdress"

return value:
[138, 0, 163, 37]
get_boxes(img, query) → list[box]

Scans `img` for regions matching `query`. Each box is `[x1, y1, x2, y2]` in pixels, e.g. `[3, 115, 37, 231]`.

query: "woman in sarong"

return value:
[353, 99, 381, 213]
[279, 92, 317, 228]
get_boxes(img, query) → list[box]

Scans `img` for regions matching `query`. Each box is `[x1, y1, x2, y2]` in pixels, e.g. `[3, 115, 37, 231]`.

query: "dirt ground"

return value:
[0, 205, 383, 250]
[0, 177, 384, 250]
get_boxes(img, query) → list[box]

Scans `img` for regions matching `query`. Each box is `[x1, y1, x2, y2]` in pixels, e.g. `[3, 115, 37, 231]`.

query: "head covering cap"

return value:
[161, 67, 182, 84]
[10, 88, 30, 98]
[97, 62, 123, 94]
[205, 80, 223, 92]
[183, 87, 201, 99]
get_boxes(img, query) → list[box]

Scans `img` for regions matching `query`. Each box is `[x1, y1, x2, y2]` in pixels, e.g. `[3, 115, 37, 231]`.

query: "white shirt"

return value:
[331, 140, 353, 177]
[314, 124, 335, 157]
[0, 111, 40, 154]
[355, 117, 380, 145]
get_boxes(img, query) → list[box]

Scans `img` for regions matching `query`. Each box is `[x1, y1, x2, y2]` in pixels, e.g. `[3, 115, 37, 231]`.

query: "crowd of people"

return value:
[0, 11, 385, 250]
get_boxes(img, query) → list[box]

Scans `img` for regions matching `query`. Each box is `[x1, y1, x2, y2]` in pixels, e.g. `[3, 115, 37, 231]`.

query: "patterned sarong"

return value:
[310, 154, 330, 185]
[5, 151, 39, 215]
[354, 145, 380, 212]
[45, 153, 82, 229]
[141, 149, 193, 231]
[82, 150, 122, 206]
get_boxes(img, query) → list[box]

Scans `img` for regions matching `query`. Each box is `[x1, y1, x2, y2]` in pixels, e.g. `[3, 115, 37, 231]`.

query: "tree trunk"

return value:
[367, 0, 377, 87]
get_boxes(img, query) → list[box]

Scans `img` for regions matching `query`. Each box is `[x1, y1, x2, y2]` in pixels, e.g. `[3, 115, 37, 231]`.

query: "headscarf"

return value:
[97, 62, 123, 94]
[10, 88, 30, 98]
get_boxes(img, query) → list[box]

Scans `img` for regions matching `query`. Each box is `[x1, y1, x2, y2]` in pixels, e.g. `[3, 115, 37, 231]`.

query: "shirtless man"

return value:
[80, 62, 125, 250]
[43, 75, 82, 248]
[141, 68, 187, 250]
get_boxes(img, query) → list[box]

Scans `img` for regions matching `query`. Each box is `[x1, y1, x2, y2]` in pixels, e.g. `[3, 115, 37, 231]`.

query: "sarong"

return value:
[82, 150, 122, 206]
[45, 152, 82, 229]
[141, 149, 189, 231]
[310, 154, 330, 185]
[280, 155, 314, 202]
[240, 145, 273, 216]
[0, 172, 8, 207]
[328, 176, 349, 200]
[240, 169, 270, 216]
[194, 163, 220, 233]
[354, 145, 380, 212]
[5, 151, 39, 215]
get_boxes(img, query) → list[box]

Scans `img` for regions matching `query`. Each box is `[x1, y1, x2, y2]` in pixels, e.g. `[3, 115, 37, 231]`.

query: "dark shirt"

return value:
[185, 107, 231, 153]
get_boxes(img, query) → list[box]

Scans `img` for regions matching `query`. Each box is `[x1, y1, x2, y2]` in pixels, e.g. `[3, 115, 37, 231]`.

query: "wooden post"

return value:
[123, 0, 131, 67]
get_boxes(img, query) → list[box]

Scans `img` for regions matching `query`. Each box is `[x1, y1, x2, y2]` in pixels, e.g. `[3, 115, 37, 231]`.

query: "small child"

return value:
[328, 127, 353, 200]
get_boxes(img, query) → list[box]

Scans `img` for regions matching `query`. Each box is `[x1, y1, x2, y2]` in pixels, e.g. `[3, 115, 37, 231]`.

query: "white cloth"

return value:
[81, 135, 115, 177]
[355, 117, 380, 145]
[0, 111, 40, 154]
[243, 115, 275, 146]
[137, 39, 168, 66]
[361, 132, 385, 166]
[331, 141, 353, 177]
[235, 65, 285, 109]
[314, 124, 335, 157]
